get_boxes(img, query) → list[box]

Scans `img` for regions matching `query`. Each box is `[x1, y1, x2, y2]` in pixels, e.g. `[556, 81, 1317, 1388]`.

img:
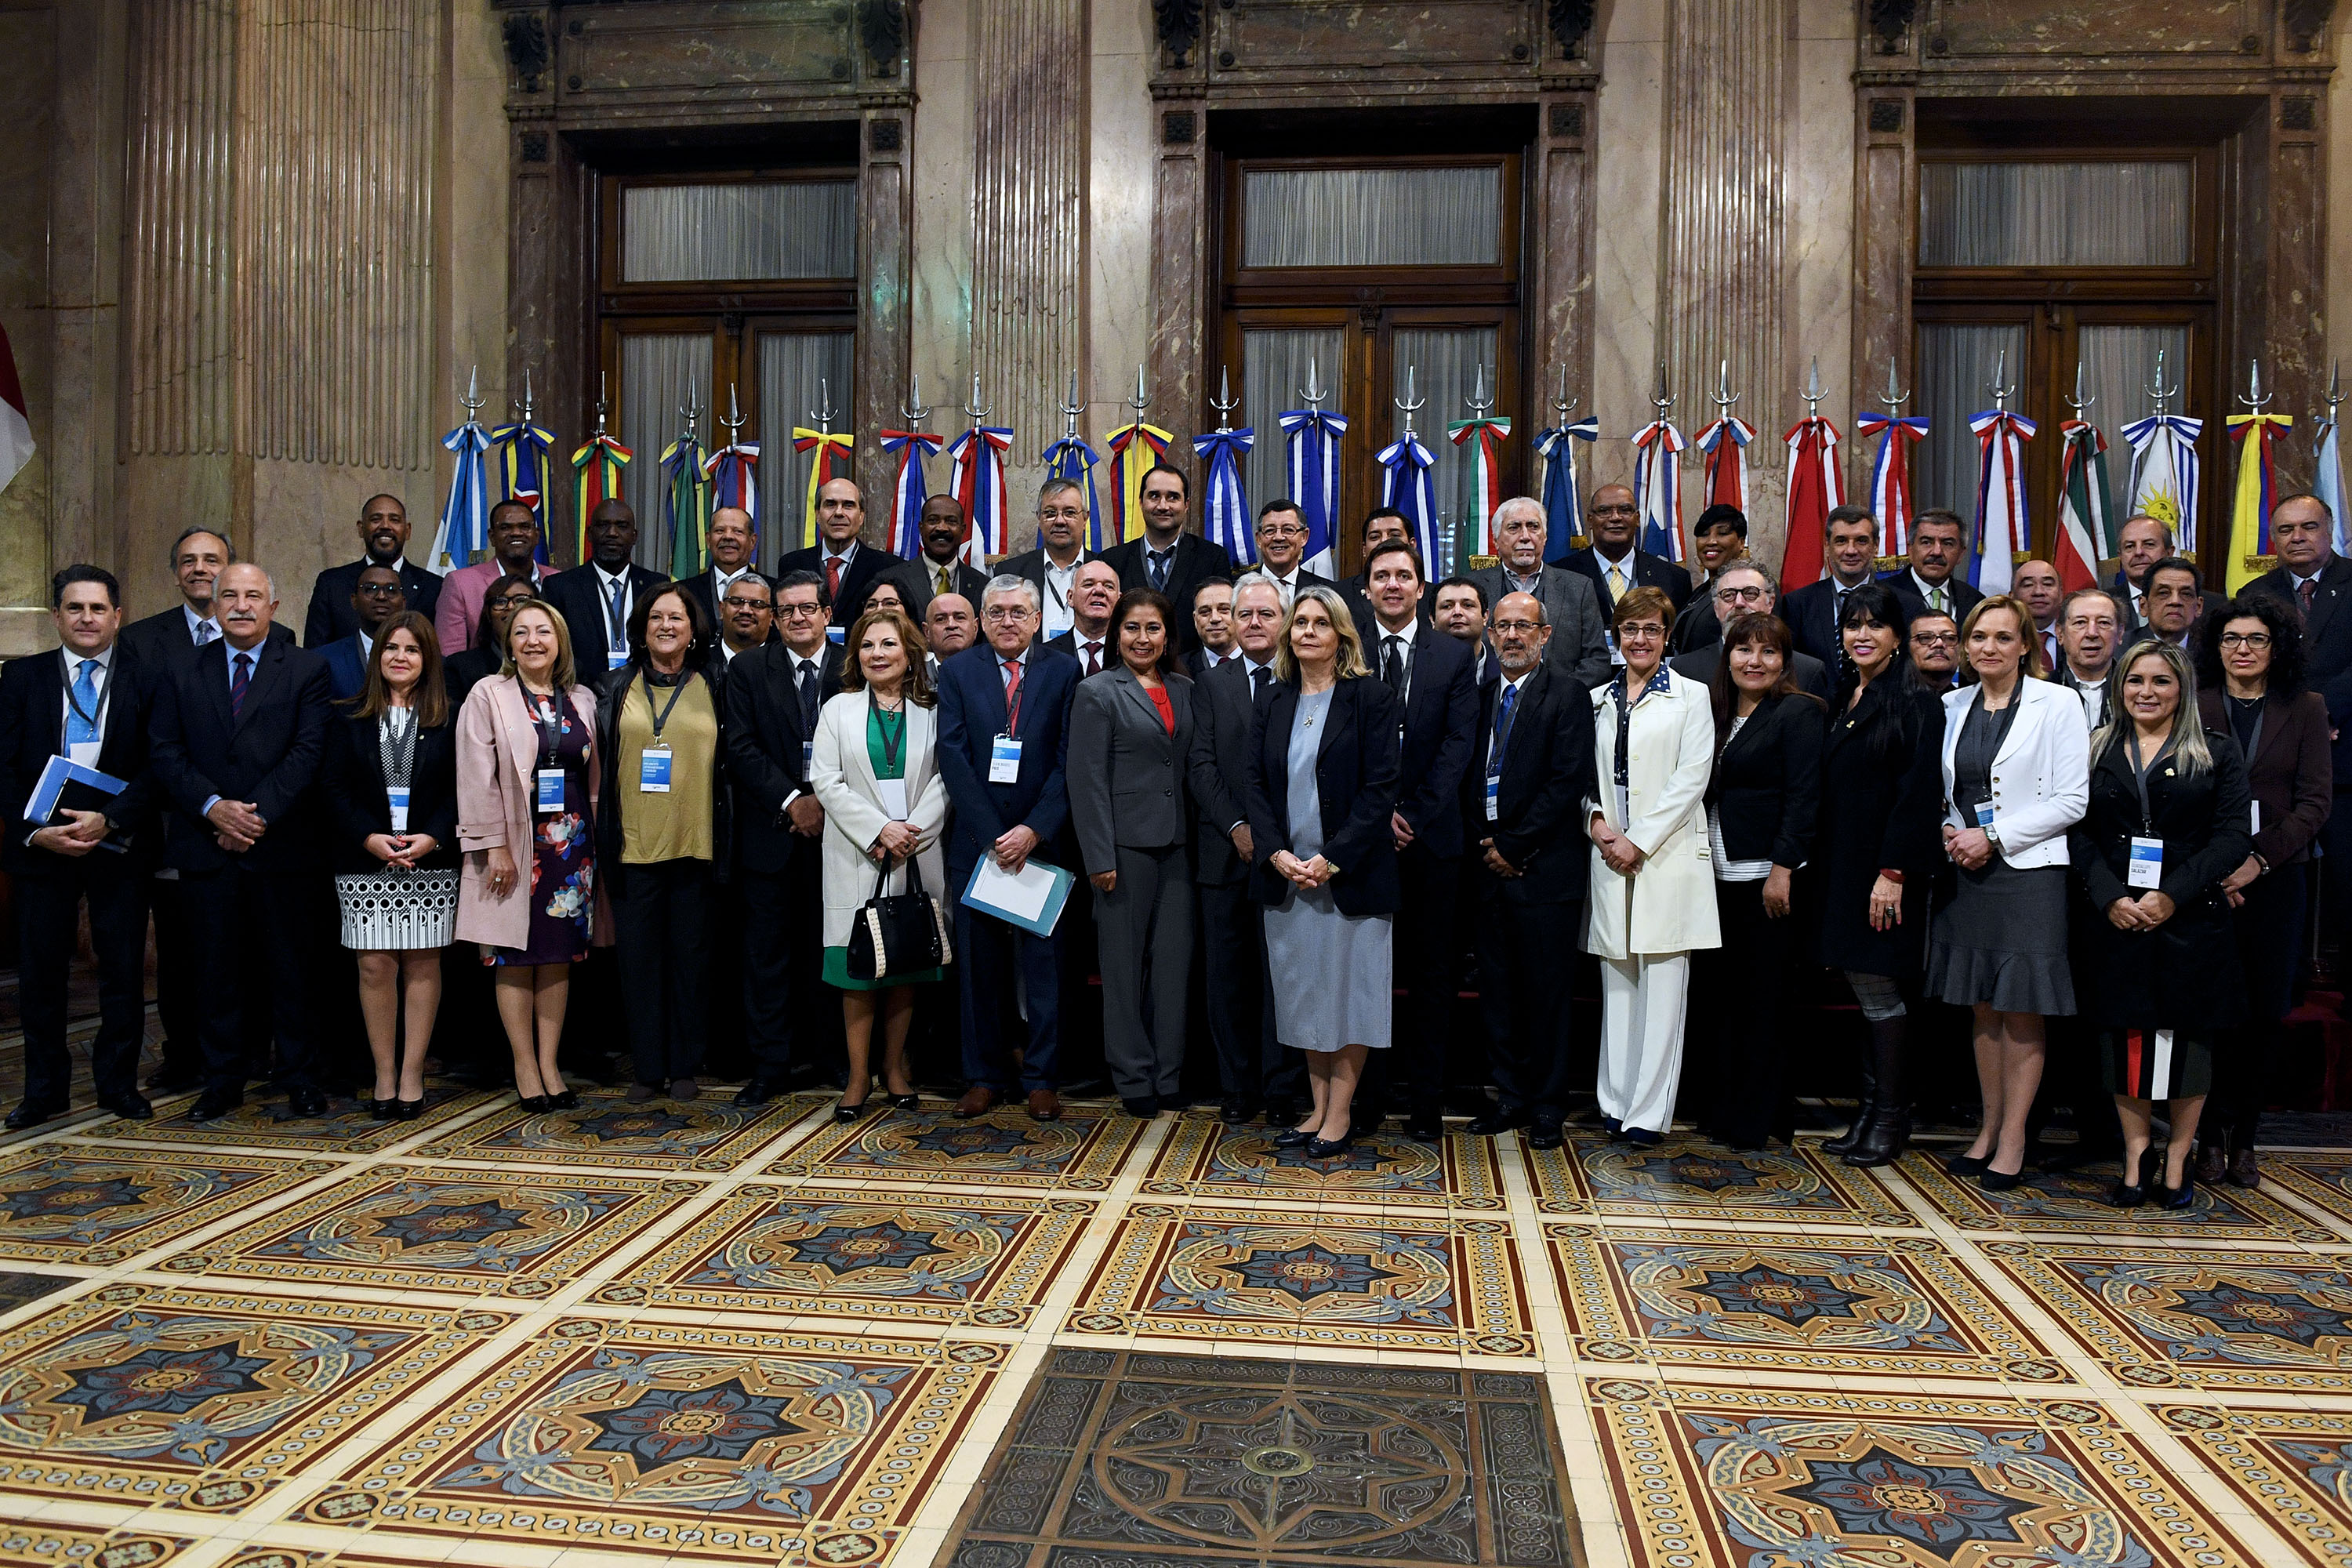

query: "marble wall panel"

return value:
[1214, 0, 1540, 72]
[1930, 0, 2262, 59]
[1087, 0, 1152, 468]
[554, 1, 854, 96]
[0, 5, 56, 637]
[1585, 4, 1665, 497]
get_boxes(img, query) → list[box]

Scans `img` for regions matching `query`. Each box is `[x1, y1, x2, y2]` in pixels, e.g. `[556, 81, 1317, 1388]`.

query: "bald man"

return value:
[775, 478, 895, 626]
[304, 492, 441, 647]
[541, 499, 670, 674]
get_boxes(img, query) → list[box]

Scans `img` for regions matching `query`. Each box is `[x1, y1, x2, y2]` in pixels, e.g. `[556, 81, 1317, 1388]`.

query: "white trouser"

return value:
[1596, 953, 1691, 1135]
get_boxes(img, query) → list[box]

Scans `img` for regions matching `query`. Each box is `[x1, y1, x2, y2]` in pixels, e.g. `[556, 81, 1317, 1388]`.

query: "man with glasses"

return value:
[1668, 503, 1751, 654]
[1562, 483, 1694, 616]
[714, 574, 776, 666]
[1780, 503, 1885, 669]
[1668, 562, 1831, 696]
[1102, 463, 1234, 652]
[318, 564, 408, 699]
[304, 492, 441, 647]
[1250, 499, 1338, 607]
[1000, 479, 1098, 640]
[1906, 612, 1962, 690]
[1467, 495, 1612, 689]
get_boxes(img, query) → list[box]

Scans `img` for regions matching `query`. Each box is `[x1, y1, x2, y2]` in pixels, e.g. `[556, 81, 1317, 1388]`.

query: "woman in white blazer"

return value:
[1584, 586, 1722, 1146]
[811, 605, 951, 1120]
[1929, 594, 2089, 1190]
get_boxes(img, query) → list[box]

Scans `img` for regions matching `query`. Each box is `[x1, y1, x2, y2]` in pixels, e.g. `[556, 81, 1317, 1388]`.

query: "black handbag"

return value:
[845, 854, 953, 980]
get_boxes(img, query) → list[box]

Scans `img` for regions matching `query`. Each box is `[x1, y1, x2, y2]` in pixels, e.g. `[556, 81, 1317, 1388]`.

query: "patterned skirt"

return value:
[336, 867, 459, 950]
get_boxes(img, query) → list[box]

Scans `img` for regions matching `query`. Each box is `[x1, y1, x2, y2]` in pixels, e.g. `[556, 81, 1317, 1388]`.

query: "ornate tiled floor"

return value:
[5, 1086, 2352, 1566]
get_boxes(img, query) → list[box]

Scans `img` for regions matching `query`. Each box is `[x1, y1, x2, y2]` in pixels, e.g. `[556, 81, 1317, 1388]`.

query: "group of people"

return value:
[6, 463, 2347, 1204]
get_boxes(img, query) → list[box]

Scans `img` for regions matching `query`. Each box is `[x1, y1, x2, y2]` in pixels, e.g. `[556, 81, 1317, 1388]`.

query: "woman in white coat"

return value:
[810, 606, 951, 1120]
[1584, 586, 1722, 1146]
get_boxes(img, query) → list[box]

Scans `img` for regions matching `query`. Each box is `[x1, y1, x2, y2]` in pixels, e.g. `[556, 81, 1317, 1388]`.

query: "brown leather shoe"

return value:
[954, 1086, 996, 1119]
[2228, 1145, 2261, 1188]
[2195, 1139, 2228, 1186]
[1027, 1088, 1063, 1122]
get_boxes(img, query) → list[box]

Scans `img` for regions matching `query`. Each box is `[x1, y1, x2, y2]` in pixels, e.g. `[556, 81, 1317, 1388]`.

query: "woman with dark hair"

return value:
[1691, 612, 1823, 1149]
[595, 583, 731, 1102]
[2196, 593, 2332, 1187]
[445, 575, 538, 710]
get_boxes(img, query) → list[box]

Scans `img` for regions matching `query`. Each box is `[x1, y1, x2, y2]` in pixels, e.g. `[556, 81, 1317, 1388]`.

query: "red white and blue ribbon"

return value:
[1630, 416, 1688, 564]
[1779, 415, 1846, 593]
[1040, 434, 1107, 552]
[790, 428, 855, 551]
[430, 418, 492, 572]
[701, 438, 760, 546]
[1280, 408, 1349, 578]
[1693, 415, 1755, 514]
[2121, 413, 2204, 550]
[2225, 411, 2294, 594]
[948, 425, 1014, 569]
[1968, 408, 2037, 597]
[1446, 415, 1512, 569]
[1376, 432, 1440, 571]
[2054, 419, 2115, 593]
[1102, 420, 1171, 544]
[1193, 427, 1257, 564]
[1854, 412, 1928, 562]
[1534, 417, 1598, 565]
[878, 430, 943, 557]
[2318, 413, 2348, 557]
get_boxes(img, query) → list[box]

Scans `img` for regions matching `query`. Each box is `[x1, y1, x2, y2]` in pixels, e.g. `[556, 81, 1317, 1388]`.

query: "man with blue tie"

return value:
[0, 568, 158, 1127]
[935, 575, 1081, 1121]
[541, 499, 669, 682]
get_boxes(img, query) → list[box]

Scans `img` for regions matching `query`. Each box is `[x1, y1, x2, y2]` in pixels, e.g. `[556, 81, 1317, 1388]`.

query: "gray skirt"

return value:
[1926, 860, 2074, 1016]
[1263, 885, 1392, 1052]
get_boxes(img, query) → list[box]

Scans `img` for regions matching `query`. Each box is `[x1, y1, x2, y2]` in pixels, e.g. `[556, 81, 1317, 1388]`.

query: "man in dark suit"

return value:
[1183, 578, 1240, 680]
[2248, 493, 2352, 684]
[1464, 590, 1596, 1150]
[2053, 586, 2125, 729]
[1358, 541, 1479, 1141]
[1250, 499, 1339, 608]
[1562, 482, 1693, 617]
[775, 477, 895, 627]
[1779, 504, 1884, 670]
[2108, 514, 2224, 633]
[1881, 507, 1983, 624]
[1041, 560, 1123, 675]
[890, 494, 993, 617]
[1668, 564, 1832, 698]
[0, 567, 158, 1126]
[1341, 507, 1440, 645]
[1186, 571, 1298, 1123]
[997, 478, 1099, 643]
[673, 506, 768, 638]
[1432, 576, 1497, 690]
[319, 564, 409, 699]
[542, 499, 670, 681]
[936, 575, 1082, 1120]
[147, 563, 334, 1120]
[1100, 463, 1235, 653]
[303, 492, 441, 647]
[1467, 498, 1612, 689]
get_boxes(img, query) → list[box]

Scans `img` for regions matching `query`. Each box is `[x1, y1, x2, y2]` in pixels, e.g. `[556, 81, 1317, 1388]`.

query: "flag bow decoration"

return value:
[2225, 397, 2294, 595]
[1102, 419, 1171, 545]
[1780, 412, 1845, 593]
[702, 436, 760, 543]
[1693, 413, 1755, 514]
[1630, 416, 1688, 564]
[1193, 426, 1257, 564]
[568, 432, 633, 564]
[1534, 416, 1599, 566]
[879, 430, 943, 557]
[1968, 407, 2037, 597]
[1376, 430, 1441, 572]
[2054, 418, 2117, 593]
[661, 426, 713, 578]
[1854, 411, 1928, 563]
[947, 423, 1014, 568]
[1040, 433, 1107, 552]
[791, 426, 856, 551]
[1279, 407, 1348, 578]
[430, 400, 492, 573]
[488, 416, 555, 514]
[2318, 397, 2348, 559]
[2122, 413, 2204, 550]
[1446, 413, 1512, 569]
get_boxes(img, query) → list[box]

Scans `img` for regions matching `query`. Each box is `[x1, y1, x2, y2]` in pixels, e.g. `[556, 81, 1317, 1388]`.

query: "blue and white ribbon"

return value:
[1193, 427, 1257, 565]
[430, 419, 492, 572]
[1279, 408, 1349, 579]
[1375, 433, 1440, 571]
[1534, 416, 1599, 565]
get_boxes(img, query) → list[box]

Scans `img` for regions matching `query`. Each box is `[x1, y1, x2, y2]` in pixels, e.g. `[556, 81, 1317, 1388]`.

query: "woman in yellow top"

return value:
[594, 583, 730, 1103]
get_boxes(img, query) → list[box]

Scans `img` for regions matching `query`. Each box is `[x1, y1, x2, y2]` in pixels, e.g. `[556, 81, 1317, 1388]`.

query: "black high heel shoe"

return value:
[834, 1098, 873, 1123]
[1977, 1159, 2026, 1192]
[546, 1089, 579, 1111]
[2154, 1158, 2197, 1211]
[887, 1092, 920, 1111]
[1944, 1150, 1990, 1178]
[394, 1098, 425, 1120]
[2107, 1147, 2150, 1208]
[367, 1098, 397, 1120]
[519, 1094, 552, 1113]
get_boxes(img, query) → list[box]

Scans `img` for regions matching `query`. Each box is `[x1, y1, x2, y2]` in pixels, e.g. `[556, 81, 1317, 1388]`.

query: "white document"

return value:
[877, 779, 909, 818]
[970, 857, 1059, 924]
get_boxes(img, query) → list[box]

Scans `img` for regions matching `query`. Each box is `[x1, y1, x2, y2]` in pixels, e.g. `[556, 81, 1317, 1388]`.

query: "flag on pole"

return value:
[1102, 419, 1171, 544]
[430, 417, 492, 572]
[2225, 409, 2295, 594]
[1968, 408, 2037, 597]
[1534, 416, 1599, 566]
[702, 437, 760, 545]
[879, 430, 943, 557]
[2121, 413, 2204, 548]
[1193, 427, 1256, 564]
[2315, 412, 2347, 558]
[1375, 432, 1440, 572]
[791, 427, 855, 551]
[1279, 408, 1348, 578]
[1854, 411, 1928, 564]
[488, 419, 556, 512]
[568, 434, 633, 564]
[0, 323, 32, 496]
[1693, 414, 1755, 514]
[661, 430, 713, 578]
[1779, 414, 1846, 593]
[948, 424, 1014, 568]
[1630, 416, 1688, 564]
[1040, 434, 1107, 552]
[2054, 419, 2117, 593]
[1446, 414, 1512, 570]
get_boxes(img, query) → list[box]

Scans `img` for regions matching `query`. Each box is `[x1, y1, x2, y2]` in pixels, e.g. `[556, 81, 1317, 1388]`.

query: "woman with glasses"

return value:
[2195, 596, 2330, 1188]
[445, 575, 538, 710]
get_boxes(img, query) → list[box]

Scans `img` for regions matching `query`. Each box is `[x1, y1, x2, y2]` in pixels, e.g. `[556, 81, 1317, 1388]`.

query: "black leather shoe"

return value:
[1820, 1097, 1876, 1159]
[1942, 1151, 1990, 1178]
[1304, 1129, 1357, 1159]
[1977, 1163, 2026, 1192]
[1842, 1110, 1911, 1168]
[1466, 1109, 1528, 1138]
[734, 1080, 779, 1107]
[190, 1090, 243, 1122]
[99, 1093, 154, 1123]
[286, 1089, 331, 1120]
[1404, 1115, 1443, 1142]
[394, 1098, 424, 1120]
[1220, 1097, 1258, 1125]
[1527, 1120, 1566, 1152]
[546, 1090, 579, 1110]
[1121, 1096, 1159, 1119]
[1620, 1127, 1664, 1149]
[1271, 1124, 1316, 1148]
[3, 1102, 62, 1131]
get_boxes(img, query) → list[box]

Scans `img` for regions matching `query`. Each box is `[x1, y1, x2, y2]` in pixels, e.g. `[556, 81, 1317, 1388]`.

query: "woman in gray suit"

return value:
[1069, 588, 1195, 1118]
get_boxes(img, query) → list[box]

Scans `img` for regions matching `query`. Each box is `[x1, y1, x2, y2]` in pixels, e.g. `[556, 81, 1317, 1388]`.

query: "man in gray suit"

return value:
[1467, 496, 1612, 690]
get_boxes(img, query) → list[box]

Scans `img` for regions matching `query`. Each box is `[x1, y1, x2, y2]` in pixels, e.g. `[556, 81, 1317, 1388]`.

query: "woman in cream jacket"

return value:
[1584, 587, 1721, 1145]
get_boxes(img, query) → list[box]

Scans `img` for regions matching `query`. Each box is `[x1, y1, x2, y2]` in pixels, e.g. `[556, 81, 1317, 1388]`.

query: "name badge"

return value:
[536, 768, 565, 815]
[803, 740, 815, 776]
[1974, 800, 1996, 829]
[608, 646, 630, 670]
[387, 786, 412, 833]
[1606, 633, 1627, 667]
[1484, 773, 1501, 822]
[826, 624, 846, 645]
[639, 743, 673, 793]
[877, 779, 909, 819]
[66, 739, 101, 768]
[2251, 799, 2262, 833]
[2128, 835, 2165, 890]
[990, 735, 1022, 783]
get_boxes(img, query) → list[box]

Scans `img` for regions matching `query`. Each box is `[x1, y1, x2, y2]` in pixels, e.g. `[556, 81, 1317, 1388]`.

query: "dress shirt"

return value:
[592, 564, 635, 663]
[1041, 552, 1084, 636]
[781, 647, 829, 804]
[1911, 570, 1958, 615]
[1225, 655, 1279, 833]
[59, 644, 115, 767]
[1373, 617, 1421, 702]
[201, 640, 270, 818]
[1487, 670, 1532, 775]
[2038, 625, 2058, 673]
[2069, 671, 2107, 729]
[1267, 568, 1303, 607]
[1592, 548, 1636, 601]
[819, 541, 861, 605]
[182, 604, 222, 647]
[1074, 629, 1109, 677]
[713, 564, 753, 600]
[1503, 567, 1544, 598]
[1143, 542, 1180, 591]
[358, 627, 376, 667]
[1198, 645, 1232, 668]
[925, 555, 957, 595]
[2294, 565, 2327, 607]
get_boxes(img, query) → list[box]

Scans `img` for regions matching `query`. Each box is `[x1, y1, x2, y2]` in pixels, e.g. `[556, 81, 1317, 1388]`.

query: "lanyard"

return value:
[523, 686, 564, 767]
[871, 691, 906, 774]
[382, 707, 418, 789]
[2123, 727, 2169, 834]
[644, 673, 690, 741]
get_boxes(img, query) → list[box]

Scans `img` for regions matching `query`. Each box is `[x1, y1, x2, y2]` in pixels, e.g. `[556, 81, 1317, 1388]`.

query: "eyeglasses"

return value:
[1039, 507, 1087, 524]
[982, 607, 1036, 624]
[722, 597, 771, 612]
[1617, 622, 1666, 639]
[779, 602, 826, 619]
[1715, 584, 1770, 604]
[1911, 632, 1958, 646]
[2220, 631, 2274, 648]
[1258, 524, 1307, 539]
[354, 583, 405, 597]
[1491, 619, 1544, 634]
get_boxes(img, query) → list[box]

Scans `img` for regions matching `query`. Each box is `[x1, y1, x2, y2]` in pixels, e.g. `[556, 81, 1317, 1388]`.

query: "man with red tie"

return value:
[1044, 561, 1121, 674]
[775, 478, 896, 628]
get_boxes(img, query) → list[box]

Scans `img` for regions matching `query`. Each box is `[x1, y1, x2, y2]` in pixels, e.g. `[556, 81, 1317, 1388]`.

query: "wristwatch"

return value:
[1983, 822, 2004, 851]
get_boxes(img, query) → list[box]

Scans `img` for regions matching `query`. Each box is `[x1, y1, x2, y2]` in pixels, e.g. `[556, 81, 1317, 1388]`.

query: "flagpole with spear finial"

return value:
[1857, 355, 1925, 568]
[569, 370, 633, 565]
[2056, 357, 2119, 585]
[1695, 356, 1754, 515]
[790, 376, 854, 551]
[1631, 357, 1688, 562]
[2318, 358, 2350, 555]
[1210, 364, 1240, 433]
[1376, 363, 1442, 570]
[661, 380, 713, 575]
[1195, 365, 1256, 562]
[702, 379, 760, 554]
[431, 364, 495, 571]
[1781, 354, 1846, 592]
[1280, 354, 1347, 575]
[2122, 344, 2204, 549]
[2226, 356, 2294, 591]
[1534, 363, 1598, 564]
[1969, 347, 2036, 594]
[946, 367, 1013, 566]
[1044, 368, 1106, 550]
[1449, 361, 1511, 568]
[879, 372, 942, 557]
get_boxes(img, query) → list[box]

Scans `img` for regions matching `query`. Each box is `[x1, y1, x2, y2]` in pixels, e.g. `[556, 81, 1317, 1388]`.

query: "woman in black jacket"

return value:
[1813, 583, 1946, 1166]
[2071, 639, 2252, 1210]
[443, 575, 538, 710]
[325, 612, 459, 1117]
[594, 583, 732, 1102]
[1693, 612, 1823, 1149]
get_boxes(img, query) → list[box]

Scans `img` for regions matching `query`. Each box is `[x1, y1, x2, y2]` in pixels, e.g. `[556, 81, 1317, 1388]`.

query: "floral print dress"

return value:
[487, 691, 594, 966]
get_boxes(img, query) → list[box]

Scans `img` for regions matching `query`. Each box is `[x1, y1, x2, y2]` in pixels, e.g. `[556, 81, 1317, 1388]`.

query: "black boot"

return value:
[1838, 1017, 1906, 1164]
[1821, 1058, 1878, 1158]
[1844, 1107, 1911, 1167]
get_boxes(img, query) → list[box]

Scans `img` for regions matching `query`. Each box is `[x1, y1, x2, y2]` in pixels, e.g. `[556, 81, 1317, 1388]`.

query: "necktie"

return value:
[825, 556, 844, 602]
[1002, 658, 1024, 729]
[1492, 681, 1520, 768]
[1083, 641, 1102, 677]
[797, 659, 819, 732]
[194, 619, 214, 647]
[230, 651, 252, 720]
[936, 564, 951, 595]
[1149, 549, 1172, 591]
[66, 659, 101, 749]
[1252, 664, 1272, 698]
[1606, 563, 1627, 602]
[606, 575, 628, 652]
[2303, 577, 2319, 612]
[1929, 584, 1947, 615]
[1383, 634, 1406, 695]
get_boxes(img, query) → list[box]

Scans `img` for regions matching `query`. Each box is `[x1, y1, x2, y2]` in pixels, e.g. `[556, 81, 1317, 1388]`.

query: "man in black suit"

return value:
[1183, 578, 1240, 680]
[1464, 590, 1596, 1149]
[2248, 493, 2352, 684]
[0, 567, 158, 1126]
[147, 563, 334, 1120]
[542, 499, 670, 681]
[1357, 541, 1479, 1141]
[1432, 576, 1497, 689]
[1779, 504, 1884, 670]
[1185, 570, 1299, 1123]
[2140, 555, 2210, 651]
[891, 493, 993, 616]
[997, 478, 1099, 642]
[673, 506, 767, 637]
[303, 492, 441, 647]
[1100, 463, 1235, 653]
[1341, 507, 1441, 644]
[1881, 507, 1983, 625]
[1042, 560, 1123, 675]
[2053, 586, 2125, 729]
[1561, 483, 1693, 617]
[775, 477, 896, 627]
[1668, 564, 1832, 698]
[1250, 498, 1339, 608]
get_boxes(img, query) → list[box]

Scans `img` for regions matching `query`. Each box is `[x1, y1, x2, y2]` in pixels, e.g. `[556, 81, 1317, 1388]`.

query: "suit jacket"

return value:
[119, 607, 292, 684]
[2115, 575, 2230, 644]
[1706, 691, 1825, 867]
[433, 560, 554, 657]
[2055, 662, 2117, 730]
[997, 546, 1096, 637]
[1883, 569, 1984, 625]
[1465, 563, 1612, 691]
[723, 641, 841, 875]
[304, 557, 443, 648]
[887, 554, 993, 619]
[321, 634, 370, 701]
[1561, 546, 1693, 614]
[1777, 576, 1873, 668]
[1099, 533, 1235, 652]
[1936, 677, 2089, 869]
[2198, 685, 2332, 868]
[1670, 641, 1833, 700]
[674, 567, 773, 641]
[1814, 678, 1945, 975]
[2249, 554, 2352, 686]
[1376, 626, 1478, 859]
[1186, 654, 1276, 887]
[775, 541, 899, 626]
[541, 561, 673, 676]
[1464, 662, 1595, 903]
[934, 644, 1080, 882]
[0, 646, 157, 874]
[1043, 628, 1115, 673]
[321, 710, 459, 875]
[147, 637, 332, 874]
[1243, 675, 1401, 916]
[1068, 667, 1193, 870]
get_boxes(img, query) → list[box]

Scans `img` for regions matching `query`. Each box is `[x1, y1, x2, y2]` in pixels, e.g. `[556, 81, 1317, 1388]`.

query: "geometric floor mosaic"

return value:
[3, 1076, 2348, 1567]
